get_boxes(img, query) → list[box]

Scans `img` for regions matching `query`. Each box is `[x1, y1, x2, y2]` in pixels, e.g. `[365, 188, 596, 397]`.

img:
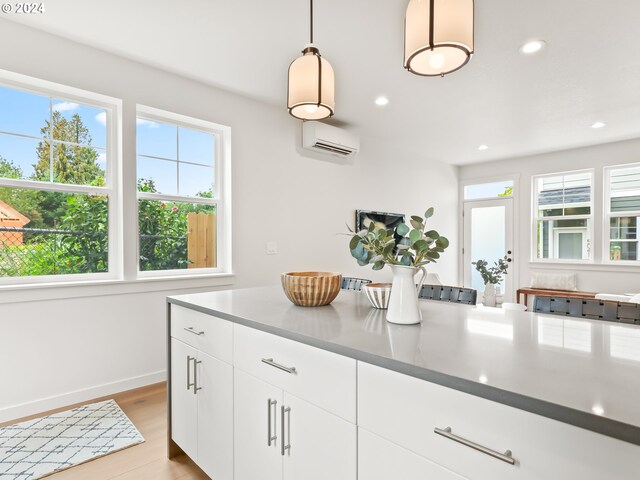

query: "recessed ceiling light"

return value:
[520, 40, 546, 55]
[479, 375, 488, 384]
[478, 144, 489, 151]
[592, 405, 605, 416]
[375, 96, 389, 106]
[591, 121, 606, 129]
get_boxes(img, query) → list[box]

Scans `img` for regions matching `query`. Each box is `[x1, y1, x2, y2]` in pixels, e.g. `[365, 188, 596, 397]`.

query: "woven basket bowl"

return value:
[281, 272, 342, 307]
[362, 283, 392, 309]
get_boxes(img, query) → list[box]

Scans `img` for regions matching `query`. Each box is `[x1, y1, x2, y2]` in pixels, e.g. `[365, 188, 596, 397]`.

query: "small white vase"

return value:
[483, 283, 497, 307]
[386, 265, 427, 325]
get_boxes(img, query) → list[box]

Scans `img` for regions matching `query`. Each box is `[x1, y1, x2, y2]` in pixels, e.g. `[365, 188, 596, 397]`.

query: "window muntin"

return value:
[606, 165, 640, 262]
[136, 119, 215, 198]
[533, 171, 593, 261]
[0, 82, 116, 283]
[136, 111, 222, 275]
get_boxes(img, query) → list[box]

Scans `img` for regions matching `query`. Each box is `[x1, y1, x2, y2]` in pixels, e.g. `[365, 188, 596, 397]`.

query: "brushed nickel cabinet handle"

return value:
[261, 358, 297, 375]
[434, 427, 516, 465]
[186, 355, 195, 391]
[267, 398, 278, 446]
[184, 326, 205, 336]
[281, 405, 291, 456]
[193, 359, 202, 394]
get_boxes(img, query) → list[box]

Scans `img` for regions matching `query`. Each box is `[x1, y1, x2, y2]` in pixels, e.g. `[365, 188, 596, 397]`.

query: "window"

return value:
[533, 170, 593, 261]
[606, 164, 640, 263]
[464, 180, 513, 200]
[136, 106, 229, 275]
[0, 81, 118, 283]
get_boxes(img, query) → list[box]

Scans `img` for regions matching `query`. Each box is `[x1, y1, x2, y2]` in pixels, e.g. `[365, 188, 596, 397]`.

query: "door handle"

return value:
[186, 355, 195, 391]
[281, 406, 291, 456]
[262, 358, 297, 375]
[193, 359, 202, 394]
[267, 398, 277, 446]
[183, 326, 205, 336]
[434, 426, 515, 465]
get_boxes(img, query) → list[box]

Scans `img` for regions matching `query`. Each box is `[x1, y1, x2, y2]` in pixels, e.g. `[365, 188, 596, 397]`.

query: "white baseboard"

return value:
[0, 370, 166, 424]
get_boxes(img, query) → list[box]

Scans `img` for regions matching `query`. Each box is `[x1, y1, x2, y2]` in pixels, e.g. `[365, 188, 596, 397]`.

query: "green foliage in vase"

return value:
[349, 207, 449, 270]
[472, 256, 509, 285]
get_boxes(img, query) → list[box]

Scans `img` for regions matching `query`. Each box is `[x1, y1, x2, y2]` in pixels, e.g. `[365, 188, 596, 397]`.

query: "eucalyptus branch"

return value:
[349, 207, 449, 270]
[472, 256, 509, 285]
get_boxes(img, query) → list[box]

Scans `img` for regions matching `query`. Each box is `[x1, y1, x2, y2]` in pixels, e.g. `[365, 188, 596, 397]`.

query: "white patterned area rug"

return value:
[0, 399, 144, 480]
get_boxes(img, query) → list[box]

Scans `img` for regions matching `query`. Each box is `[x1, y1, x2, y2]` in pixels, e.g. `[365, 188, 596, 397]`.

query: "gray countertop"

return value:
[168, 286, 640, 446]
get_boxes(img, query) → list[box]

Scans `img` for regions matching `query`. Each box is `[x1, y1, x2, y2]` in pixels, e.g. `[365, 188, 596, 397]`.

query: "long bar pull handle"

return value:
[267, 399, 278, 446]
[184, 326, 205, 336]
[193, 359, 202, 394]
[281, 406, 291, 456]
[434, 427, 516, 465]
[261, 358, 297, 375]
[186, 355, 195, 390]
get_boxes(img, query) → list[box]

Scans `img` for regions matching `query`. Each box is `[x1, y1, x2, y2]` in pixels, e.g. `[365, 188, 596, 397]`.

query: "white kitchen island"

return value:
[166, 286, 640, 480]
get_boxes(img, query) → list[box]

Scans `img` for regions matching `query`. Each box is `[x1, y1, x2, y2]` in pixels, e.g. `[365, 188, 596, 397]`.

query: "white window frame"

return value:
[0, 69, 122, 286]
[531, 169, 594, 264]
[604, 163, 640, 265]
[135, 105, 231, 279]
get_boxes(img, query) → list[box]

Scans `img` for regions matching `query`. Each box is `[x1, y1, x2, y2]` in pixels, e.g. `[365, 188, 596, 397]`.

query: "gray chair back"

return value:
[341, 277, 372, 292]
[533, 296, 640, 325]
[419, 284, 477, 305]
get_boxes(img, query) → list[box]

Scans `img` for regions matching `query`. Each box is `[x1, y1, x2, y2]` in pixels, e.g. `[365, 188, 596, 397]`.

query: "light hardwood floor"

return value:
[0, 382, 209, 480]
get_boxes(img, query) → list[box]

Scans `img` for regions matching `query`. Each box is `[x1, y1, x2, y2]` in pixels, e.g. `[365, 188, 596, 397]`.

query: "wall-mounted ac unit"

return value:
[302, 121, 360, 157]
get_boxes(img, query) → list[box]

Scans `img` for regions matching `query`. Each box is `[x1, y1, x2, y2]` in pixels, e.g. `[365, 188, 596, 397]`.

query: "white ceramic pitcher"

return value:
[386, 264, 427, 325]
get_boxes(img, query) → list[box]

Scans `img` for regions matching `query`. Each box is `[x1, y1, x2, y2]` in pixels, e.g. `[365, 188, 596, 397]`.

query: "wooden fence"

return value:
[187, 212, 217, 268]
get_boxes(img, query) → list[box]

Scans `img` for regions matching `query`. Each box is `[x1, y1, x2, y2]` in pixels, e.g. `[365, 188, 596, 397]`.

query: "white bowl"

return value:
[363, 283, 392, 309]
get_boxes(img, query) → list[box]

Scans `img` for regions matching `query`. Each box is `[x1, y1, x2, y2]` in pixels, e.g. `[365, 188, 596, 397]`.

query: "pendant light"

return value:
[404, 0, 474, 77]
[287, 0, 335, 120]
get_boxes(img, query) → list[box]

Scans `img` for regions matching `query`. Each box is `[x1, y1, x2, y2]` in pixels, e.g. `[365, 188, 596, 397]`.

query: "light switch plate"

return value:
[266, 242, 278, 255]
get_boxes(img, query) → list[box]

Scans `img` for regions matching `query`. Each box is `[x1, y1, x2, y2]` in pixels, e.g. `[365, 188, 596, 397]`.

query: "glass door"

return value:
[463, 198, 514, 302]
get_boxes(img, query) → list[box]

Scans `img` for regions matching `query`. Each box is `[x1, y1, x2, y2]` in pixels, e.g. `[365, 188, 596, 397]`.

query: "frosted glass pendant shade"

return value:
[404, 0, 474, 76]
[288, 46, 335, 120]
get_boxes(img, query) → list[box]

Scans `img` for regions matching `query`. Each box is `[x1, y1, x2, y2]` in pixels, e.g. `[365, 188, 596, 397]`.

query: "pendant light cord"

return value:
[310, 0, 314, 44]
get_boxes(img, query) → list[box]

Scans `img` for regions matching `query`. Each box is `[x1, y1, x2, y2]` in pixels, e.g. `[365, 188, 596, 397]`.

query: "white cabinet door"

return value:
[234, 369, 283, 480]
[283, 393, 356, 480]
[197, 351, 233, 480]
[170, 338, 198, 459]
[359, 428, 468, 480]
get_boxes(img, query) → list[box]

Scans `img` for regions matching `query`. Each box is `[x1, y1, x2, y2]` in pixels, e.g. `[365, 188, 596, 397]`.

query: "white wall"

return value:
[459, 138, 640, 296]
[0, 19, 459, 421]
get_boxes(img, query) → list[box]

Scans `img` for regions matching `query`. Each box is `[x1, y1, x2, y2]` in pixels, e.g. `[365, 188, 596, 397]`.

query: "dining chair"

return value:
[341, 277, 372, 292]
[533, 296, 640, 325]
[419, 285, 477, 305]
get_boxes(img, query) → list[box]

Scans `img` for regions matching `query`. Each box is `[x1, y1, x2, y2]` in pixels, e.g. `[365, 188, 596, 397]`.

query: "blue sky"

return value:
[464, 180, 513, 200]
[0, 85, 215, 197]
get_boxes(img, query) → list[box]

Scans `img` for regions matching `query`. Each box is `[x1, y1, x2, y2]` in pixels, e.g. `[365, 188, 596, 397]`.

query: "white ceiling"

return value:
[9, 0, 640, 165]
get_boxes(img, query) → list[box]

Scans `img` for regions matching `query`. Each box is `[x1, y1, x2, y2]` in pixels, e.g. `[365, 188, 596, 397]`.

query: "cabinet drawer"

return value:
[171, 305, 232, 363]
[359, 428, 467, 480]
[233, 324, 356, 423]
[358, 362, 640, 480]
